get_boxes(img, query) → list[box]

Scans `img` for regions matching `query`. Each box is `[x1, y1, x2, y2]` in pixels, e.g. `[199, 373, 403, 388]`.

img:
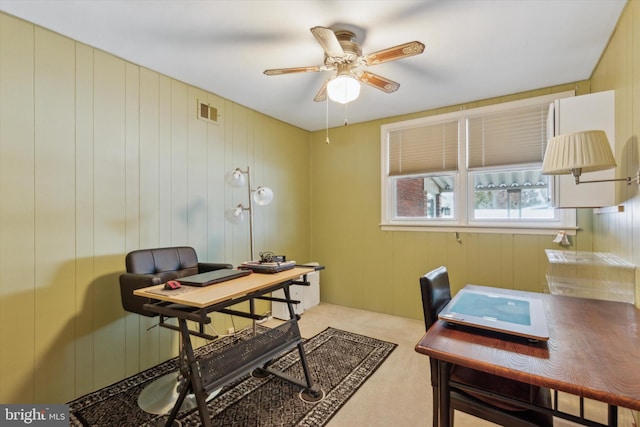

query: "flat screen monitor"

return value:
[438, 285, 549, 341]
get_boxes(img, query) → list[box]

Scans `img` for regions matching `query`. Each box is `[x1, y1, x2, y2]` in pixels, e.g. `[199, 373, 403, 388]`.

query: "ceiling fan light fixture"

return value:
[327, 75, 360, 104]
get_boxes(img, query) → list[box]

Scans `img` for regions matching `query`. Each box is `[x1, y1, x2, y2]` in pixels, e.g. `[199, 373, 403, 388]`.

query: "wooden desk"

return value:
[135, 267, 315, 308]
[135, 267, 321, 427]
[415, 285, 640, 427]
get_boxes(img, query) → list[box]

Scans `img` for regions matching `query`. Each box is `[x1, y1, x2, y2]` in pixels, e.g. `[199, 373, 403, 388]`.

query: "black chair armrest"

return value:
[119, 273, 163, 317]
[198, 262, 233, 272]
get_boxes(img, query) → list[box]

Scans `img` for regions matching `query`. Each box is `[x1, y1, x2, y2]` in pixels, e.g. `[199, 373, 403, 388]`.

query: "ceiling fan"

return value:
[264, 26, 425, 104]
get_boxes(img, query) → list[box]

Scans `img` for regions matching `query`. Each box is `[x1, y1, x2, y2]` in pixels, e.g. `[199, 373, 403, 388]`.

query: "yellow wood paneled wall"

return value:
[0, 12, 36, 405]
[590, 0, 640, 307]
[310, 84, 594, 321]
[589, 5, 640, 427]
[594, 3, 640, 421]
[0, 13, 311, 404]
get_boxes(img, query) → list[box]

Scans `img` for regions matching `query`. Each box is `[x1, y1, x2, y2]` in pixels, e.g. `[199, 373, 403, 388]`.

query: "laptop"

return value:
[178, 269, 251, 287]
[438, 285, 549, 341]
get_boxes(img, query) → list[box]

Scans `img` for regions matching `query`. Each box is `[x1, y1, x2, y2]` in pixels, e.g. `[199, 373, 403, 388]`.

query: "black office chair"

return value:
[119, 246, 232, 416]
[420, 266, 553, 427]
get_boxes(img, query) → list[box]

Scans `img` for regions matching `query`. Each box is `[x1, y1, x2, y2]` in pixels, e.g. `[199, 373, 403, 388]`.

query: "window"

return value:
[470, 168, 554, 221]
[381, 92, 576, 232]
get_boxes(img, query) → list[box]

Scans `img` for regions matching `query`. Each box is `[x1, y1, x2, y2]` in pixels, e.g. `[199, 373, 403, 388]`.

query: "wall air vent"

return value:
[198, 100, 219, 124]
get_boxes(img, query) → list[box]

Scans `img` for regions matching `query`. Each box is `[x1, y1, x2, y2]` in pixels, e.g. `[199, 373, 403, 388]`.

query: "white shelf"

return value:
[545, 250, 635, 304]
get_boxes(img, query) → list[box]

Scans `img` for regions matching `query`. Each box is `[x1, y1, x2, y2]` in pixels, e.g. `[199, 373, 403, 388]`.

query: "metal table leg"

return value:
[283, 283, 323, 402]
[164, 318, 212, 427]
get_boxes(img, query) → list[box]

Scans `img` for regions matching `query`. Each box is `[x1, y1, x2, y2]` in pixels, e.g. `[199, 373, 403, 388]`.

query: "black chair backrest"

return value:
[120, 246, 200, 316]
[419, 265, 452, 331]
[126, 246, 199, 276]
[419, 266, 453, 388]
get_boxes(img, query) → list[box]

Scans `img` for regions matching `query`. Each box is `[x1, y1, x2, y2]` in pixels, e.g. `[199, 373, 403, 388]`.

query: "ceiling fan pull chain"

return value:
[344, 103, 349, 126]
[325, 95, 330, 144]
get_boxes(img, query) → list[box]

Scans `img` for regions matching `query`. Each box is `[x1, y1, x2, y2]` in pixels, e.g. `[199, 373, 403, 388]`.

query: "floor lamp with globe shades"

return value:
[226, 166, 274, 261]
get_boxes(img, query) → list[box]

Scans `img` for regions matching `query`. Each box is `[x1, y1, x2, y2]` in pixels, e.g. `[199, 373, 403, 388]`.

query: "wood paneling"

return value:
[0, 13, 311, 403]
[0, 13, 36, 404]
[135, 67, 163, 373]
[74, 41, 96, 399]
[591, 0, 640, 305]
[92, 49, 128, 390]
[33, 26, 77, 404]
[589, 2, 640, 421]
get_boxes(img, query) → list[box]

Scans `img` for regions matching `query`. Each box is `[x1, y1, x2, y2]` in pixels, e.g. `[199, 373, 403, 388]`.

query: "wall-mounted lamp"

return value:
[542, 130, 640, 185]
[225, 166, 273, 260]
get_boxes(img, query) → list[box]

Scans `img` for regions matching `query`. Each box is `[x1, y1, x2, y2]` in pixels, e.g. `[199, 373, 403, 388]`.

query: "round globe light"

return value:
[225, 205, 245, 224]
[327, 75, 360, 104]
[226, 168, 246, 187]
[253, 187, 274, 206]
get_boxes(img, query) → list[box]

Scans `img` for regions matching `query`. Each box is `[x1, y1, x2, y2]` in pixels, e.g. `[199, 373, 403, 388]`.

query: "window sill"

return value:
[379, 223, 578, 236]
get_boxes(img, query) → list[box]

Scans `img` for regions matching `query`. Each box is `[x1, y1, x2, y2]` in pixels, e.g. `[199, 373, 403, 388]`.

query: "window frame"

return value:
[380, 91, 577, 234]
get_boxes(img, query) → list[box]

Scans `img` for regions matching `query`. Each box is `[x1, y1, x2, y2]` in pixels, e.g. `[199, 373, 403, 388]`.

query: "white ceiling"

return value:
[0, 0, 627, 131]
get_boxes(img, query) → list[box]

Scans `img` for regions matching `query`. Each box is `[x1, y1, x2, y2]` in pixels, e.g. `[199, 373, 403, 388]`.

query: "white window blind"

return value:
[388, 120, 458, 176]
[467, 104, 548, 169]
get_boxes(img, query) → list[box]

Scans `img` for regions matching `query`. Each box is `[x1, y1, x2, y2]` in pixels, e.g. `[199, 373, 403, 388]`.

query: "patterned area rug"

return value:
[69, 327, 396, 426]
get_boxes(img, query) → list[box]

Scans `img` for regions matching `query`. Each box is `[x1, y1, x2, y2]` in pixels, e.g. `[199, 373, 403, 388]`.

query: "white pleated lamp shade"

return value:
[542, 130, 617, 175]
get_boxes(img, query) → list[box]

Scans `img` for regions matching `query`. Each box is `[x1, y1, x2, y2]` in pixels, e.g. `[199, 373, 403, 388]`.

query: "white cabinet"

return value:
[549, 90, 617, 208]
[271, 264, 320, 320]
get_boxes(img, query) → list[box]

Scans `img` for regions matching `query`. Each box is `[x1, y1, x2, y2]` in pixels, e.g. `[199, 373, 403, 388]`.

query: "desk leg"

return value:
[607, 404, 618, 427]
[438, 360, 451, 427]
[284, 283, 321, 400]
[164, 318, 212, 427]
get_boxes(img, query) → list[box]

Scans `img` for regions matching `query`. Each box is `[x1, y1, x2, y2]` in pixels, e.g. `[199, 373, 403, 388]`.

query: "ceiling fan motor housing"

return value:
[325, 30, 361, 65]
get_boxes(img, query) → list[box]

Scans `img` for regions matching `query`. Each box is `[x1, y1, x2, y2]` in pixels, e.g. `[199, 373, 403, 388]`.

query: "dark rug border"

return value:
[296, 327, 397, 427]
[68, 326, 397, 427]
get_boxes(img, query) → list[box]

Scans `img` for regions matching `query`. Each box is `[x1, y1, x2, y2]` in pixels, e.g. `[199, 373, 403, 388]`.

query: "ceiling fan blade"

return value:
[310, 26, 345, 58]
[357, 71, 400, 93]
[264, 65, 324, 76]
[365, 41, 425, 65]
[313, 80, 328, 102]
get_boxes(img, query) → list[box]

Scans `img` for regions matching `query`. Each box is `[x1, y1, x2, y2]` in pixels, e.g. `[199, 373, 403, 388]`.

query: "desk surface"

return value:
[134, 266, 314, 308]
[415, 285, 640, 411]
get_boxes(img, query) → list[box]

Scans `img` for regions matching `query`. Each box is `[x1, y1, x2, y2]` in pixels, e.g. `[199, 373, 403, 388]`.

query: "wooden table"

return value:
[135, 266, 321, 427]
[415, 285, 640, 427]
